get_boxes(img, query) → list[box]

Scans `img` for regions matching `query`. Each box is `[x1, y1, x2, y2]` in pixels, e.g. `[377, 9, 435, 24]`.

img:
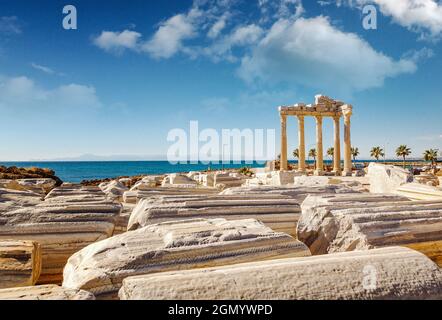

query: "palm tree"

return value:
[327, 147, 334, 160]
[351, 147, 360, 164]
[396, 145, 411, 168]
[370, 146, 385, 162]
[423, 149, 438, 169]
[309, 148, 317, 167]
[293, 148, 299, 160]
[326, 147, 334, 171]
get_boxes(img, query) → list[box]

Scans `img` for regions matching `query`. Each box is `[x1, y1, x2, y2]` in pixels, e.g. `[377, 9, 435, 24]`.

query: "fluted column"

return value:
[342, 107, 352, 176]
[297, 116, 306, 173]
[280, 114, 288, 171]
[333, 115, 341, 175]
[314, 115, 323, 176]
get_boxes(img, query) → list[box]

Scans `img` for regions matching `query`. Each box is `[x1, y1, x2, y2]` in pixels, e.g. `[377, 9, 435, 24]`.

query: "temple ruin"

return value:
[278, 95, 353, 176]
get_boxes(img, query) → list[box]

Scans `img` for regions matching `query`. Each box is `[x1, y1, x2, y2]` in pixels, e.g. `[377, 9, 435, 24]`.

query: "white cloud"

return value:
[142, 9, 200, 58]
[317, 1, 332, 6]
[0, 75, 101, 109]
[93, 30, 141, 54]
[238, 16, 416, 93]
[207, 15, 228, 39]
[258, 0, 304, 22]
[0, 16, 21, 35]
[345, 0, 442, 38]
[374, 0, 442, 38]
[91, 0, 427, 94]
[203, 24, 264, 62]
[31, 62, 56, 75]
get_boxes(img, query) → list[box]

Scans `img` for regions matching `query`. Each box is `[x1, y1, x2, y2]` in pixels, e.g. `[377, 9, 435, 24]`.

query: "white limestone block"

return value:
[119, 247, 442, 300]
[367, 163, 413, 193]
[0, 240, 42, 289]
[127, 194, 303, 236]
[0, 285, 95, 300]
[297, 193, 442, 266]
[63, 218, 310, 299]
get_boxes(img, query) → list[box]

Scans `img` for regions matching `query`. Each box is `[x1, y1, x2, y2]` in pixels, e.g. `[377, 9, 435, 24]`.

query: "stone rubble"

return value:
[0, 162, 441, 300]
[119, 247, 442, 300]
[297, 193, 442, 266]
[128, 195, 302, 236]
[0, 284, 95, 300]
[0, 240, 41, 289]
[0, 184, 122, 284]
[63, 218, 309, 299]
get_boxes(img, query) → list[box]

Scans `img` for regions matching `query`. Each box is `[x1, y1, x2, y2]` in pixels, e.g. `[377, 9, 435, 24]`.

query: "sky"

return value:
[0, 0, 441, 161]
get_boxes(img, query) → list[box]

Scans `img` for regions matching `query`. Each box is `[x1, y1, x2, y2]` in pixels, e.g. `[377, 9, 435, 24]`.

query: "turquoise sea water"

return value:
[0, 161, 267, 183]
[0, 160, 421, 183]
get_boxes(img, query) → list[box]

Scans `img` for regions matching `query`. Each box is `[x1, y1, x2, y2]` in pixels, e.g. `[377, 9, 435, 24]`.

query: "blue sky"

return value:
[0, 0, 441, 161]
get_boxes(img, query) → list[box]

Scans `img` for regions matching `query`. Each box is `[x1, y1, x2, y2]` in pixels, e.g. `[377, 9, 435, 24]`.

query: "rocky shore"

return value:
[0, 163, 441, 299]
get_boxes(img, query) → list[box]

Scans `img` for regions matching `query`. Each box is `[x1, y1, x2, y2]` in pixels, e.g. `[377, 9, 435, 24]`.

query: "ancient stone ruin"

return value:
[279, 95, 353, 176]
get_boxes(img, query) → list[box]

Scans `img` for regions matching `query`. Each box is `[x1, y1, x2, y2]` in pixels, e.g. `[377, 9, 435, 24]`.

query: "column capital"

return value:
[333, 114, 341, 121]
[314, 115, 323, 122]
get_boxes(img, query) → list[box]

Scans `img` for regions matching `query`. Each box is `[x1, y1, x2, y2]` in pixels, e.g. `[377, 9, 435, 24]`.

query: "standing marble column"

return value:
[314, 115, 324, 175]
[297, 116, 306, 173]
[280, 114, 288, 171]
[342, 106, 353, 176]
[333, 115, 341, 175]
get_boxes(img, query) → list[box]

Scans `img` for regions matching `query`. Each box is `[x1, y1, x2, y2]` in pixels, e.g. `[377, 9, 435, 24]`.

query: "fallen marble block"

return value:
[214, 173, 245, 189]
[0, 188, 42, 213]
[297, 194, 442, 265]
[130, 176, 164, 190]
[45, 184, 106, 200]
[112, 203, 135, 235]
[415, 173, 440, 187]
[0, 285, 95, 300]
[0, 240, 42, 289]
[395, 182, 442, 200]
[63, 218, 310, 299]
[367, 163, 413, 193]
[99, 180, 128, 201]
[162, 173, 197, 186]
[127, 195, 302, 236]
[220, 184, 362, 202]
[0, 178, 56, 195]
[119, 247, 442, 300]
[123, 186, 218, 204]
[0, 200, 121, 284]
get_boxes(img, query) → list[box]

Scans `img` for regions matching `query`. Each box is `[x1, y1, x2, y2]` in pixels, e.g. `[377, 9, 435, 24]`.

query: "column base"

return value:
[297, 169, 307, 176]
[314, 170, 324, 176]
[332, 170, 342, 176]
[342, 171, 352, 177]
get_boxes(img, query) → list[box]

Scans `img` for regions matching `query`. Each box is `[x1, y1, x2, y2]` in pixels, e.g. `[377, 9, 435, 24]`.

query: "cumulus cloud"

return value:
[238, 16, 416, 92]
[343, 0, 442, 39]
[207, 14, 228, 39]
[0, 16, 22, 35]
[203, 24, 264, 62]
[142, 9, 201, 58]
[91, 0, 428, 93]
[0, 75, 101, 110]
[93, 30, 142, 54]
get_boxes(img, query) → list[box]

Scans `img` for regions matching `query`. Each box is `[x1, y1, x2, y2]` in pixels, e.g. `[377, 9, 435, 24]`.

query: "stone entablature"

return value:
[278, 94, 353, 176]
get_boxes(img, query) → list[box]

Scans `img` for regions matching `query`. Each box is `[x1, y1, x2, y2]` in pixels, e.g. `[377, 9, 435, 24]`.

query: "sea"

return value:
[0, 160, 421, 183]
